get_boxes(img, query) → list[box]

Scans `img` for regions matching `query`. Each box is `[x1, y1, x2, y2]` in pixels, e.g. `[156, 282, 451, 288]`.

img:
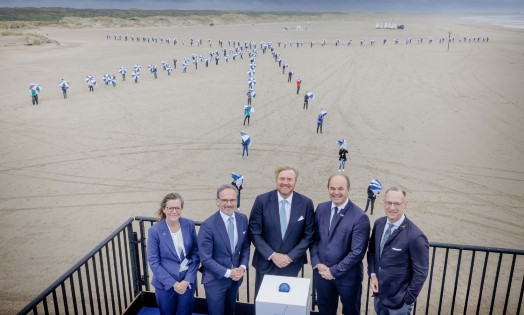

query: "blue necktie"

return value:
[380, 223, 394, 257]
[329, 207, 339, 231]
[279, 200, 288, 239]
[227, 216, 235, 252]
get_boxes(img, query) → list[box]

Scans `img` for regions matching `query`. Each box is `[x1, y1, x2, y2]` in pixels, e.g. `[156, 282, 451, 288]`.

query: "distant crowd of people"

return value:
[148, 165, 429, 315]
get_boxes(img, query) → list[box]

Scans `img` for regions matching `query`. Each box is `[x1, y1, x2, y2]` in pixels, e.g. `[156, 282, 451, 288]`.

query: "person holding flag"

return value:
[337, 140, 348, 172]
[231, 173, 244, 209]
[365, 179, 383, 215]
[317, 109, 327, 134]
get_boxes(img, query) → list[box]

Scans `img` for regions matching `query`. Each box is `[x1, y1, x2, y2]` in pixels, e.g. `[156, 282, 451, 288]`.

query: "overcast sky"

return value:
[1, 0, 523, 13]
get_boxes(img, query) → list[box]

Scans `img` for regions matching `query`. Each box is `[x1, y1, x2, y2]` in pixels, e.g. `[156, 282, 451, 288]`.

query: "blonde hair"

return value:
[274, 165, 299, 181]
[156, 193, 184, 221]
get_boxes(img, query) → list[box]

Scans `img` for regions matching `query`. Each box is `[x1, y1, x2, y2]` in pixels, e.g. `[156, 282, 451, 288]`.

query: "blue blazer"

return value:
[249, 190, 315, 275]
[147, 218, 200, 290]
[198, 211, 250, 285]
[310, 200, 370, 279]
[367, 216, 429, 309]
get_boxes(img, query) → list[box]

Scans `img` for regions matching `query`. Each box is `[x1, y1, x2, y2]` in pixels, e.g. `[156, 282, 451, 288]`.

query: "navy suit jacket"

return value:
[310, 200, 370, 279]
[147, 218, 200, 290]
[198, 211, 250, 285]
[367, 216, 429, 309]
[249, 190, 315, 275]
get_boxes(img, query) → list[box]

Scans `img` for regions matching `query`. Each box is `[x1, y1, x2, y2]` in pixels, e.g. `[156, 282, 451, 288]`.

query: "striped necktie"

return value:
[380, 223, 394, 257]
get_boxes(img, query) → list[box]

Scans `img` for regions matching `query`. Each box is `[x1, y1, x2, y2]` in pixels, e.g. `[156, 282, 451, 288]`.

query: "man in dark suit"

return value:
[310, 173, 370, 315]
[249, 165, 315, 297]
[367, 187, 429, 315]
[198, 184, 251, 315]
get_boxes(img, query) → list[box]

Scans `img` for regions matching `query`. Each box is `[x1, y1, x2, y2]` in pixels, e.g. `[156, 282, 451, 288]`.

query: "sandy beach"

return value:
[0, 12, 523, 314]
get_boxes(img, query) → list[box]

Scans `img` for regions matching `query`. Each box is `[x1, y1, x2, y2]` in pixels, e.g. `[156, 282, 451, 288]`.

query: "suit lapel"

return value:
[285, 194, 302, 240]
[376, 219, 386, 253]
[385, 220, 409, 247]
[180, 219, 190, 259]
[235, 214, 246, 251]
[161, 220, 181, 261]
[268, 191, 284, 240]
[214, 212, 233, 254]
[329, 202, 351, 238]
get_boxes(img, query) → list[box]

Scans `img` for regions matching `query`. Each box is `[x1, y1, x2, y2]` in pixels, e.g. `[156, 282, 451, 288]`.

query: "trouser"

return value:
[374, 296, 413, 315]
[365, 197, 376, 213]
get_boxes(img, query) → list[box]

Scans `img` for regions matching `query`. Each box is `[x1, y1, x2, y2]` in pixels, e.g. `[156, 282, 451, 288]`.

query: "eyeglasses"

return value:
[219, 199, 237, 204]
[166, 207, 182, 212]
[385, 201, 404, 207]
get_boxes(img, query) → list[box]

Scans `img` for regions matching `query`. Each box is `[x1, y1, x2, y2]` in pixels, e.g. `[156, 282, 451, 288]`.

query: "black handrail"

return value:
[17, 217, 134, 315]
[17, 217, 524, 315]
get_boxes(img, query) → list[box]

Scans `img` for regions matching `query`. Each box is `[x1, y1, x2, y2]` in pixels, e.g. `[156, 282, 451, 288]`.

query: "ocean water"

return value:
[464, 15, 524, 29]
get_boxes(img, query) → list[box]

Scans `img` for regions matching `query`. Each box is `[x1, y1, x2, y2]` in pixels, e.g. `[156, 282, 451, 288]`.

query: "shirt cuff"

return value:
[224, 269, 231, 278]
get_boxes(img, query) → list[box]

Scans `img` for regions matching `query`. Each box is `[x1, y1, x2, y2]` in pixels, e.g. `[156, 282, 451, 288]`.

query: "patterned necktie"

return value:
[329, 207, 339, 231]
[380, 223, 394, 257]
[227, 216, 235, 252]
[279, 200, 288, 239]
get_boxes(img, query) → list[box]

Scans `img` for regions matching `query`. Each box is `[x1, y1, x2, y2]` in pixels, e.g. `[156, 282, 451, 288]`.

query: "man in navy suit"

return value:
[367, 187, 429, 315]
[310, 173, 370, 315]
[198, 184, 251, 315]
[249, 165, 315, 297]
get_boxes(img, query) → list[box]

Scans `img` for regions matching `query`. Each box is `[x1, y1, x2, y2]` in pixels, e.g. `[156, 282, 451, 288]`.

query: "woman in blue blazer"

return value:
[147, 193, 200, 315]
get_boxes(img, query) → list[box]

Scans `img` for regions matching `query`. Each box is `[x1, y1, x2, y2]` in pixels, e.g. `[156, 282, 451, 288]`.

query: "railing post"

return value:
[128, 224, 141, 296]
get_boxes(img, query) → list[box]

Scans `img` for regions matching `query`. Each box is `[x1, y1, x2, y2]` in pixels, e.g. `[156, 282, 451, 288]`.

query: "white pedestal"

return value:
[255, 275, 311, 315]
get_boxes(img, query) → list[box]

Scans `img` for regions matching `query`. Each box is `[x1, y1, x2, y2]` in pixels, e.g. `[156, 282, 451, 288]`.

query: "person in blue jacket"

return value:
[147, 193, 200, 315]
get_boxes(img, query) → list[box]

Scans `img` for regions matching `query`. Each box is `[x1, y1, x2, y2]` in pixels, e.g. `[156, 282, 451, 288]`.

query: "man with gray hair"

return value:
[367, 187, 429, 315]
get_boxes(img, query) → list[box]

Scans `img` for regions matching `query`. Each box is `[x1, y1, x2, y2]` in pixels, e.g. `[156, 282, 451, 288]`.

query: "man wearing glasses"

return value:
[367, 187, 429, 315]
[198, 184, 251, 315]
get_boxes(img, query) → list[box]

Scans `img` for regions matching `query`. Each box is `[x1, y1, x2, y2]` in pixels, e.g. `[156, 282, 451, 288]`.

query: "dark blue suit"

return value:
[198, 211, 250, 315]
[310, 200, 370, 315]
[367, 216, 429, 310]
[147, 218, 199, 315]
[249, 190, 315, 295]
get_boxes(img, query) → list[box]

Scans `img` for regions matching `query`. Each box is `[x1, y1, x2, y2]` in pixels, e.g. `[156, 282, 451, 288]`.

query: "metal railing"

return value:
[18, 217, 524, 315]
[17, 218, 137, 315]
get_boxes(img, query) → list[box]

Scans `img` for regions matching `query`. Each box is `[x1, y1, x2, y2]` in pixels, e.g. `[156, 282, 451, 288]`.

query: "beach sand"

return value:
[0, 13, 523, 314]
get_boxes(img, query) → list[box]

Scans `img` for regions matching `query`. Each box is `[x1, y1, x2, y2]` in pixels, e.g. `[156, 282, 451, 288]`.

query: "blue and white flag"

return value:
[240, 131, 251, 146]
[58, 80, 70, 89]
[231, 172, 244, 188]
[369, 179, 383, 195]
[29, 83, 42, 92]
[337, 139, 348, 150]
